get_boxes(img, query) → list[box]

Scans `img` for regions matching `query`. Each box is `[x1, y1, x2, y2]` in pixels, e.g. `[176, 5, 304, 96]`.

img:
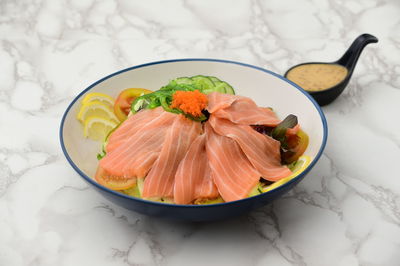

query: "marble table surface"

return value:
[1, 0, 399, 265]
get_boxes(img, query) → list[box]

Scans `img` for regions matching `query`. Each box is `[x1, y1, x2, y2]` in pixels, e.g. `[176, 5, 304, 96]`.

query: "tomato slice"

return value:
[283, 129, 309, 163]
[95, 166, 136, 190]
[114, 88, 153, 121]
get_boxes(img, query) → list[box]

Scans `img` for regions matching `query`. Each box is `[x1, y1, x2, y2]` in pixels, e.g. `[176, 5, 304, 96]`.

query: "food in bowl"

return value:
[78, 75, 311, 204]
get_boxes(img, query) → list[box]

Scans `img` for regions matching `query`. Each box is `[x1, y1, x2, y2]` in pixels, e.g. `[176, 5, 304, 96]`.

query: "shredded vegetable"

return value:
[130, 83, 208, 121]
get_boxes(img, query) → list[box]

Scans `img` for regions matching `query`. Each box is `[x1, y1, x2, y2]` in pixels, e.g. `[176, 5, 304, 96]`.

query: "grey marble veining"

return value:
[0, 0, 399, 265]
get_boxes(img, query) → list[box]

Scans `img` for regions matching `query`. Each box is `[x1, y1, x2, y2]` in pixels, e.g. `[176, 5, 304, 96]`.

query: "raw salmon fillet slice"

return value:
[205, 123, 261, 202]
[142, 115, 202, 198]
[209, 116, 292, 181]
[174, 134, 219, 204]
[100, 110, 176, 177]
[207, 92, 238, 113]
[207, 92, 281, 126]
[106, 107, 165, 153]
[195, 164, 219, 201]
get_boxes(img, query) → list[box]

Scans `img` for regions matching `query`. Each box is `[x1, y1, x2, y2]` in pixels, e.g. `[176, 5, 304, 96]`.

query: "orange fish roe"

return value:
[170, 90, 208, 117]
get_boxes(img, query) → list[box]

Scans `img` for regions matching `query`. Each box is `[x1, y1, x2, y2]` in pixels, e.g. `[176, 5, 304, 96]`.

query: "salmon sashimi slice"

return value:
[106, 107, 164, 153]
[100, 110, 177, 177]
[174, 134, 219, 204]
[119, 127, 166, 178]
[207, 92, 281, 126]
[142, 115, 202, 199]
[207, 92, 238, 113]
[209, 116, 292, 181]
[213, 98, 281, 126]
[195, 164, 219, 200]
[205, 123, 261, 202]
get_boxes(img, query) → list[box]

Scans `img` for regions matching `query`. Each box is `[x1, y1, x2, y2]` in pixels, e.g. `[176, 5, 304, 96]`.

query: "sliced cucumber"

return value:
[208, 77, 235, 94]
[143, 196, 175, 204]
[137, 178, 144, 196]
[219, 81, 235, 95]
[164, 75, 235, 95]
[208, 76, 222, 85]
[122, 178, 175, 203]
[131, 98, 147, 113]
[191, 75, 215, 84]
[121, 184, 141, 198]
[195, 197, 224, 205]
[158, 198, 174, 204]
[174, 77, 193, 85]
[201, 88, 216, 94]
[191, 75, 215, 91]
[248, 182, 263, 197]
[213, 83, 226, 93]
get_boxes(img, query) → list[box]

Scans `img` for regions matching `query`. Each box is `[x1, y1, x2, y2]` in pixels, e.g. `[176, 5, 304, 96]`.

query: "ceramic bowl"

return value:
[60, 59, 328, 221]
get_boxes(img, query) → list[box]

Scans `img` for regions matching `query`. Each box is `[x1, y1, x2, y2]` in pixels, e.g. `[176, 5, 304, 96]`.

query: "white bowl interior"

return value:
[62, 60, 325, 180]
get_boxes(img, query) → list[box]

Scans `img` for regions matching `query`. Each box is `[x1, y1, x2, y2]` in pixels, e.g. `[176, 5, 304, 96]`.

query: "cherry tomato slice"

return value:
[284, 129, 309, 163]
[95, 166, 136, 190]
[114, 88, 152, 121]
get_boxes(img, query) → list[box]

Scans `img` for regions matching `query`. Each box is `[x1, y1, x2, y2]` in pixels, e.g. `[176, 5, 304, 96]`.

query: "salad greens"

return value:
[271, 114, 298, 150]
[130, 75, 235, 121]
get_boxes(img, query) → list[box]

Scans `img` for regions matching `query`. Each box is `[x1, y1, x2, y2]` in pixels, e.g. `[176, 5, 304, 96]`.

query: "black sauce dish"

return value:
[284, 34, 378, 106]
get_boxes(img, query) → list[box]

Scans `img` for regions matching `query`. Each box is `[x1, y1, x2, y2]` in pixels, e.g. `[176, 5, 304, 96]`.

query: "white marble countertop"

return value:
[1, 0, 399, 265]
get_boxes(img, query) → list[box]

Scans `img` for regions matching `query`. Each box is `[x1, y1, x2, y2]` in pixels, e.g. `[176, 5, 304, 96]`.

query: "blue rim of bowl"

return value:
[60, 58, 328, 208]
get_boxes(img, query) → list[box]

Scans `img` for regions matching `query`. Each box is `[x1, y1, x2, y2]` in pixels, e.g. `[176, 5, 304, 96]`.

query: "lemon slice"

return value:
[77, 101, 119, 123]
[82, 92, 114, 107]
[83, 116, 118, 141]
[262, 155, 312, 193]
